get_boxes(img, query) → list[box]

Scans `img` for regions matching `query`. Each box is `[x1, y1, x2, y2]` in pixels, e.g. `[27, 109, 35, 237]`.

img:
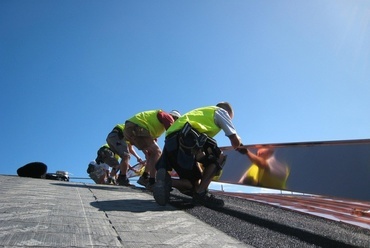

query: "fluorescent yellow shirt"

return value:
[244, 164, 289, 190]
[166, 106, 221, 137]
[101, 143, 120, 160]
[127, 110, 165, 139]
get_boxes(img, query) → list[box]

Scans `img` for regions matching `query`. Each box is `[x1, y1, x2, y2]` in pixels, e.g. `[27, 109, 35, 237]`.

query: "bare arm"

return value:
[228, 134, 242, 148]
[237, 147, 269, 169]
[247, 150, 269, 169]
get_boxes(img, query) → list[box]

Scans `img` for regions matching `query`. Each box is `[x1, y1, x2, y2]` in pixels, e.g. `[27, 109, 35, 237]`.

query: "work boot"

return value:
[146, 181, 155, 192]
[117, 174, 130, 186]
[137, 175, 149, 187]
[179, 189, 194, 197]
[153, 168, 172, 206]
[192, 191, 224, 208]
[107, 177, 116, 185]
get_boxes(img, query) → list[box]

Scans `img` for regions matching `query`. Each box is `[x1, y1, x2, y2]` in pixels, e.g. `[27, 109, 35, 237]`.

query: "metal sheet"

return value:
[219, 139, 370, 201]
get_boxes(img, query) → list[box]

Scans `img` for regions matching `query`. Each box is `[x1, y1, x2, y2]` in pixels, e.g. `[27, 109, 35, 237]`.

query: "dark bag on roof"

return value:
[17, 162, 47, 178]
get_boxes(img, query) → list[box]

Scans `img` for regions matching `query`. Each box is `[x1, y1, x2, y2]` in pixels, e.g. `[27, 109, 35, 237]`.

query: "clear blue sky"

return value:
[1, 1, 369, 180]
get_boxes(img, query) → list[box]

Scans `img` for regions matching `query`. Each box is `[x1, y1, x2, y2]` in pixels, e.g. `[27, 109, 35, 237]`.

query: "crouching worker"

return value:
[153, 102, 242, 208]
[237, 147, 290, 190]
[87, 160, 110, 184]
[95, 144, 121, 184]
[105, 124, 143, 186]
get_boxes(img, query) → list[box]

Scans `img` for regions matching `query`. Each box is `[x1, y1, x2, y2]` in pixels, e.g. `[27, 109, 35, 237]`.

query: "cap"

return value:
[169, 110, 181, 119]
[89, 160, 97, 166]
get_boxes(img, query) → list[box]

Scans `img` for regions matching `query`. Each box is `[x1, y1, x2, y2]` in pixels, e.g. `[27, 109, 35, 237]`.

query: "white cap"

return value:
[169, 110, 181, 119]
[89, 161, 97, 166]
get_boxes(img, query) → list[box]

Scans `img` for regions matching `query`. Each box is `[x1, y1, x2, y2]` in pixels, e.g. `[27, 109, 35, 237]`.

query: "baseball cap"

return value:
[169, 110, 181, 119]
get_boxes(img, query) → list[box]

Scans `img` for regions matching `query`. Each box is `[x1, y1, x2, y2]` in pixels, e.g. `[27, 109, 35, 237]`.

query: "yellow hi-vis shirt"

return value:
[244, 163, 289, 190]
[166, 106, 221, 137]
[100, 144, 120, 160]
[127, 110, 165, 139]
[114, 124, 124, 132]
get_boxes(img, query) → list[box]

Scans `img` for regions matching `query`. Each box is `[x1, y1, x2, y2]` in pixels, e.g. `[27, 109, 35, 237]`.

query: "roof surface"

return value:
[0, 175, 248, 247]
[1, 175, 369, 247]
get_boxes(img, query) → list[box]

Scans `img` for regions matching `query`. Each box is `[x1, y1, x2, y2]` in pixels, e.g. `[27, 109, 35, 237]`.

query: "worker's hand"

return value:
[236, 147, 248, 155]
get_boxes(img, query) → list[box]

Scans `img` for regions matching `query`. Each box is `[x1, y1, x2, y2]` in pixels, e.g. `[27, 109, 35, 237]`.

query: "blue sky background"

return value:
[1, 1, 369, 181]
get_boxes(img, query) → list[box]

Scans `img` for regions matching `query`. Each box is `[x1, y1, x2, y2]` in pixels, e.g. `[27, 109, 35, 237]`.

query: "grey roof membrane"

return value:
[0, 175, 248, 248]
[1, 175, 369, 247]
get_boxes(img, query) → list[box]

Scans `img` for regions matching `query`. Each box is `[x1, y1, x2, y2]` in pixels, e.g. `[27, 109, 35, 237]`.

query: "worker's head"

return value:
[257, 147, 274, 159]
[216, 102, 233, 119]
[87, 161, 97, 174]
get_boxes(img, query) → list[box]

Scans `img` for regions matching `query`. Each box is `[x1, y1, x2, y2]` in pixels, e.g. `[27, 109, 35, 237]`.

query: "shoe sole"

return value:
[153, 168, 171, 206]
[192, 194, 225, 208]
[118, 180, 131, 186]
[137, 178, 148, 187]
[137, 182, 146, 187]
